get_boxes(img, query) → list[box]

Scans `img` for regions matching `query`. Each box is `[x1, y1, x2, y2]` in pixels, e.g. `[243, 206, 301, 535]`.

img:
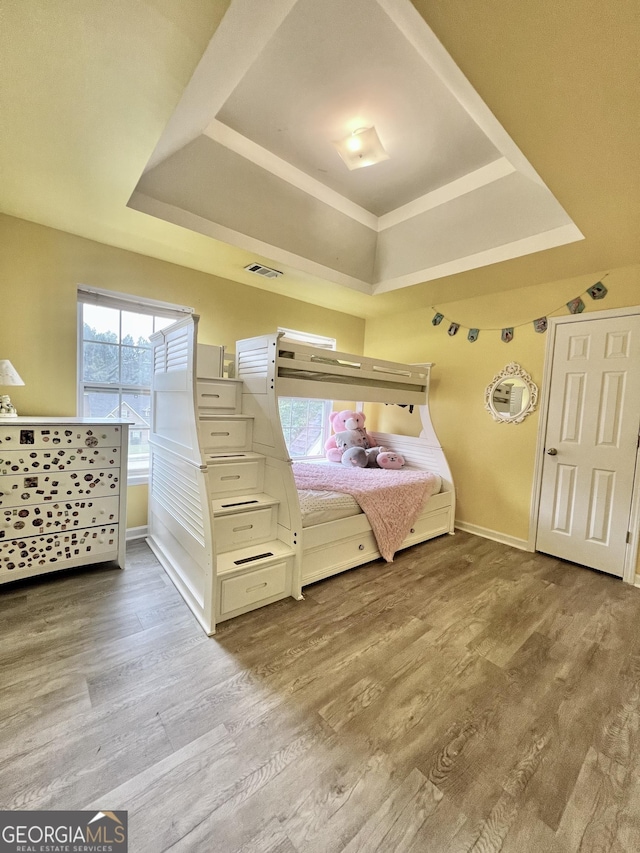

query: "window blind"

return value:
[77, 285, 193, 320]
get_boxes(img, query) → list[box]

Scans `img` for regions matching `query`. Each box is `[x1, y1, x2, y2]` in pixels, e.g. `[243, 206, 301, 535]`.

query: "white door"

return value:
[536, 314, 640, 576]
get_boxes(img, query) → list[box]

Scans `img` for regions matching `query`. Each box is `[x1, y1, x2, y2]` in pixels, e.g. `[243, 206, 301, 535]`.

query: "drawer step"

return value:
[218, 559, 290, 616]
[205, 451, 264, 465]
[217, 539, 294, 578]
[211, 493, 279, 517]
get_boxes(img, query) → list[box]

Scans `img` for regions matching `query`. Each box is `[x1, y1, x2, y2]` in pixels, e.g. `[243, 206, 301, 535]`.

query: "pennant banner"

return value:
[588, 282, 607, 300]
[431, 277, 608, 343]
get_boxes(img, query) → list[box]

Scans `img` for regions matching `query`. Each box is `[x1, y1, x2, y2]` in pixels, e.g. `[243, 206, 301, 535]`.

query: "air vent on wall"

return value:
[244, 263, 283, 279]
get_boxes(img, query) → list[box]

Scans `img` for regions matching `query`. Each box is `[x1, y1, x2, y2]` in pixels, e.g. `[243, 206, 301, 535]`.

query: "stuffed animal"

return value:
[377, 450, 405, 469]
[332, 428, 368, 457]
[342, 446, 405, 469]
[325, 410, 374, 463]
[342, 445, 384, 468]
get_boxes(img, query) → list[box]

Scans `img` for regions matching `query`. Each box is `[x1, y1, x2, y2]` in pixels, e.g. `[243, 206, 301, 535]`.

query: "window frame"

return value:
[276, 327, 336, 461]
[77, 286, 193, 485]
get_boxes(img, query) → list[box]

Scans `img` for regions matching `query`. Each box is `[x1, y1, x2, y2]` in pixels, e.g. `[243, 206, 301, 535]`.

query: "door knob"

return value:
[546, 448, 558, 456]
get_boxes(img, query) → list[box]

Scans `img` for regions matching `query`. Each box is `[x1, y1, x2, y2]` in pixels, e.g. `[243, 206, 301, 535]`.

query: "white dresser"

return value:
[0, 418, 130, 585]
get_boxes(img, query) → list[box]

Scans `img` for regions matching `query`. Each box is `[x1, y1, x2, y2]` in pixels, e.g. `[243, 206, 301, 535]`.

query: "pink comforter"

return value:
[293, 463, 441, 562]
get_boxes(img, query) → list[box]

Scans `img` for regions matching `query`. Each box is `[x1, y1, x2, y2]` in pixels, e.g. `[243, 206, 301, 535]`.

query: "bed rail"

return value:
[275, 336, 430, 405]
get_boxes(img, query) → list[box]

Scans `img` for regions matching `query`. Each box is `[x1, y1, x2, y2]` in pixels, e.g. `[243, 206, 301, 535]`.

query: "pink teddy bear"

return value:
[325, 410, 375, 463]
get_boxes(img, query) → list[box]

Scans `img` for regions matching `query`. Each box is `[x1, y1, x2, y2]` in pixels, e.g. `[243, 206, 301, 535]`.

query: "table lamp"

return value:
[0, 360, 25, 417]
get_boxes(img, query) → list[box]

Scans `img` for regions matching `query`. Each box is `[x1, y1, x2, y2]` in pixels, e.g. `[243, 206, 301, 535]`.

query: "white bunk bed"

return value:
[147, 318, 454, 635]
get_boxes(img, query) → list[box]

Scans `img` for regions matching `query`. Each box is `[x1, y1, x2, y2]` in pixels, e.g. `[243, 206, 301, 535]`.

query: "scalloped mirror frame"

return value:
[485, 362, 538, 424]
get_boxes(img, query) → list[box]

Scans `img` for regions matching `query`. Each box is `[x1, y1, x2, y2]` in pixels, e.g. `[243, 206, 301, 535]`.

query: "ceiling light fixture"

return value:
[332, 126, 389, 171]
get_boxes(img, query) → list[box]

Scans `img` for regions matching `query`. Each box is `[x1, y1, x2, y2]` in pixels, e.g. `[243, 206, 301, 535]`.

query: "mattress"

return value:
[298, 471, 443, 527]
[298, 488, 362, 526]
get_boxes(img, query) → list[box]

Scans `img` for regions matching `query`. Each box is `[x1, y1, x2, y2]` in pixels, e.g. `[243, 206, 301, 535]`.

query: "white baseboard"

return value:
[455, 520, 531, 551]
[126, 525, 148, 542]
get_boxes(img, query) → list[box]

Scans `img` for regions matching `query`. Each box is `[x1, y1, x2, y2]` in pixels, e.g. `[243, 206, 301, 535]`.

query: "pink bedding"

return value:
[292, 463, 442, 562]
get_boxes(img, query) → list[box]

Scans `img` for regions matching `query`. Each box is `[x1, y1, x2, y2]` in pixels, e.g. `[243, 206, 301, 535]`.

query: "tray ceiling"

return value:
[130, 0, 583, 296]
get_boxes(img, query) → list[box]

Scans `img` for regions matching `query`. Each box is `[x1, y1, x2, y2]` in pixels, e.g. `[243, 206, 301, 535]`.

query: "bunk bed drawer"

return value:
[208, 460, 263, 496]
[402, 506, 451, 547]
[197, 381, 238, 412]
[303, 529, 379, 580]
[214, 506, 276, 552]
[219, 561, 288, 615]
[199, 419, 252, 452]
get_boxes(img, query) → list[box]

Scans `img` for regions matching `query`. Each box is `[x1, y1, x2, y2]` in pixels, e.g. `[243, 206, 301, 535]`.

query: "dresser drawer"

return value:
[214, 507, 276, 553]
[199, 419, 252, 452]
[0, 496, 120, 538]
[0, 446, 120, 475]
[197, 381, 238, 412]
[0, 468, 121, 509]
[0, 524, 119, 580]
[207, 460, 263, 496]
[0, 424, 122, 450]
[219, 560, 288, 615]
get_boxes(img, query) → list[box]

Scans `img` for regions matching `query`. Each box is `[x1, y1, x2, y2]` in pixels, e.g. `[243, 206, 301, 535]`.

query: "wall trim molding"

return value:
[126, 525, 148, 542]
[455, 520, 530, 552]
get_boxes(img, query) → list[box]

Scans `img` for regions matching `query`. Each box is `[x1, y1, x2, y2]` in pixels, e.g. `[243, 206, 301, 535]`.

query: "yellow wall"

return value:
[4, 210, 638, 542]
[0, 214, 365, 528]
[365, 264, 640, 542]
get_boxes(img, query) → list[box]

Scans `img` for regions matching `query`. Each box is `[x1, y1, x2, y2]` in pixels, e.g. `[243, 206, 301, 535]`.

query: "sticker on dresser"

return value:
[0, 526, 119, 577]
[0, 425, 122, 449]
[0, 420, 129, 583]
[0, 470, 120, 508]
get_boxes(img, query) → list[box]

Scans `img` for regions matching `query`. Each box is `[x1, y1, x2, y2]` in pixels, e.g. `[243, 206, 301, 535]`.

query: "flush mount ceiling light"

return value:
[332, 126, 389, 171]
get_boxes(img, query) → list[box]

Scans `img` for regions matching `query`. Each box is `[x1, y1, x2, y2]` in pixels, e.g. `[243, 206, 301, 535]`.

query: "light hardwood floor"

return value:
[2, 532, 640, 852]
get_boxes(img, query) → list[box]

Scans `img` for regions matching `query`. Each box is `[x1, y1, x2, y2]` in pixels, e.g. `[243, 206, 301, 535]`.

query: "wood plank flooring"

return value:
[1, 532, 640, 852]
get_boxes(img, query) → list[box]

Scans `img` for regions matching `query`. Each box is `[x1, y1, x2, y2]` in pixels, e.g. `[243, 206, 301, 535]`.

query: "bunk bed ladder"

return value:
[148, 317, 298, 636]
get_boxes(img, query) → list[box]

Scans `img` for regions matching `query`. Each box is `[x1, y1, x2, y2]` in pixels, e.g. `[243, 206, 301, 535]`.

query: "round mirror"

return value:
[485, 363, 538, 424]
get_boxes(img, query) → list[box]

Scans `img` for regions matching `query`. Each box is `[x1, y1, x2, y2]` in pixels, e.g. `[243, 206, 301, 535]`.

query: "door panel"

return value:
[537, 315, 640, 576]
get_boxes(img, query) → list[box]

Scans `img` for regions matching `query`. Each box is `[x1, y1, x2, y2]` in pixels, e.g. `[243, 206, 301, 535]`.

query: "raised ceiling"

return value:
[1, 0, 638, 318]
[130, 0, 582, 296]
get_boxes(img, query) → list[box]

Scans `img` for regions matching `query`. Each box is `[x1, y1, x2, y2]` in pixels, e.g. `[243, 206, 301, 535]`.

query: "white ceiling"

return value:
[130, 0, 582, 296]
[215, 0, 500, 215]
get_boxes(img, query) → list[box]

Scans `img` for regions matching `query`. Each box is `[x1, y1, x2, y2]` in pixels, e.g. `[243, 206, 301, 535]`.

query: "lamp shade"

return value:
[0, 360, 24, 386]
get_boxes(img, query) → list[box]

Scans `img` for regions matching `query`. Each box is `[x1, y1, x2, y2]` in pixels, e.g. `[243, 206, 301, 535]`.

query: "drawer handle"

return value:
[221, 475, 240, 481]
[410, 528, 415, 534]
[210, 432, 230, 437]
[246, 582, 268, 593]
[358, 544, 365, 551]
[234, 552, 273, 565]
[233, 524, 253, 532]
[202, 394, 221, 399]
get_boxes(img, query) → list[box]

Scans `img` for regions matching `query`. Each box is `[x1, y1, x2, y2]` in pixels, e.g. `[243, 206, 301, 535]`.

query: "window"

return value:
[77, 287, 192, 483]
[277, 328, 336, 460]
